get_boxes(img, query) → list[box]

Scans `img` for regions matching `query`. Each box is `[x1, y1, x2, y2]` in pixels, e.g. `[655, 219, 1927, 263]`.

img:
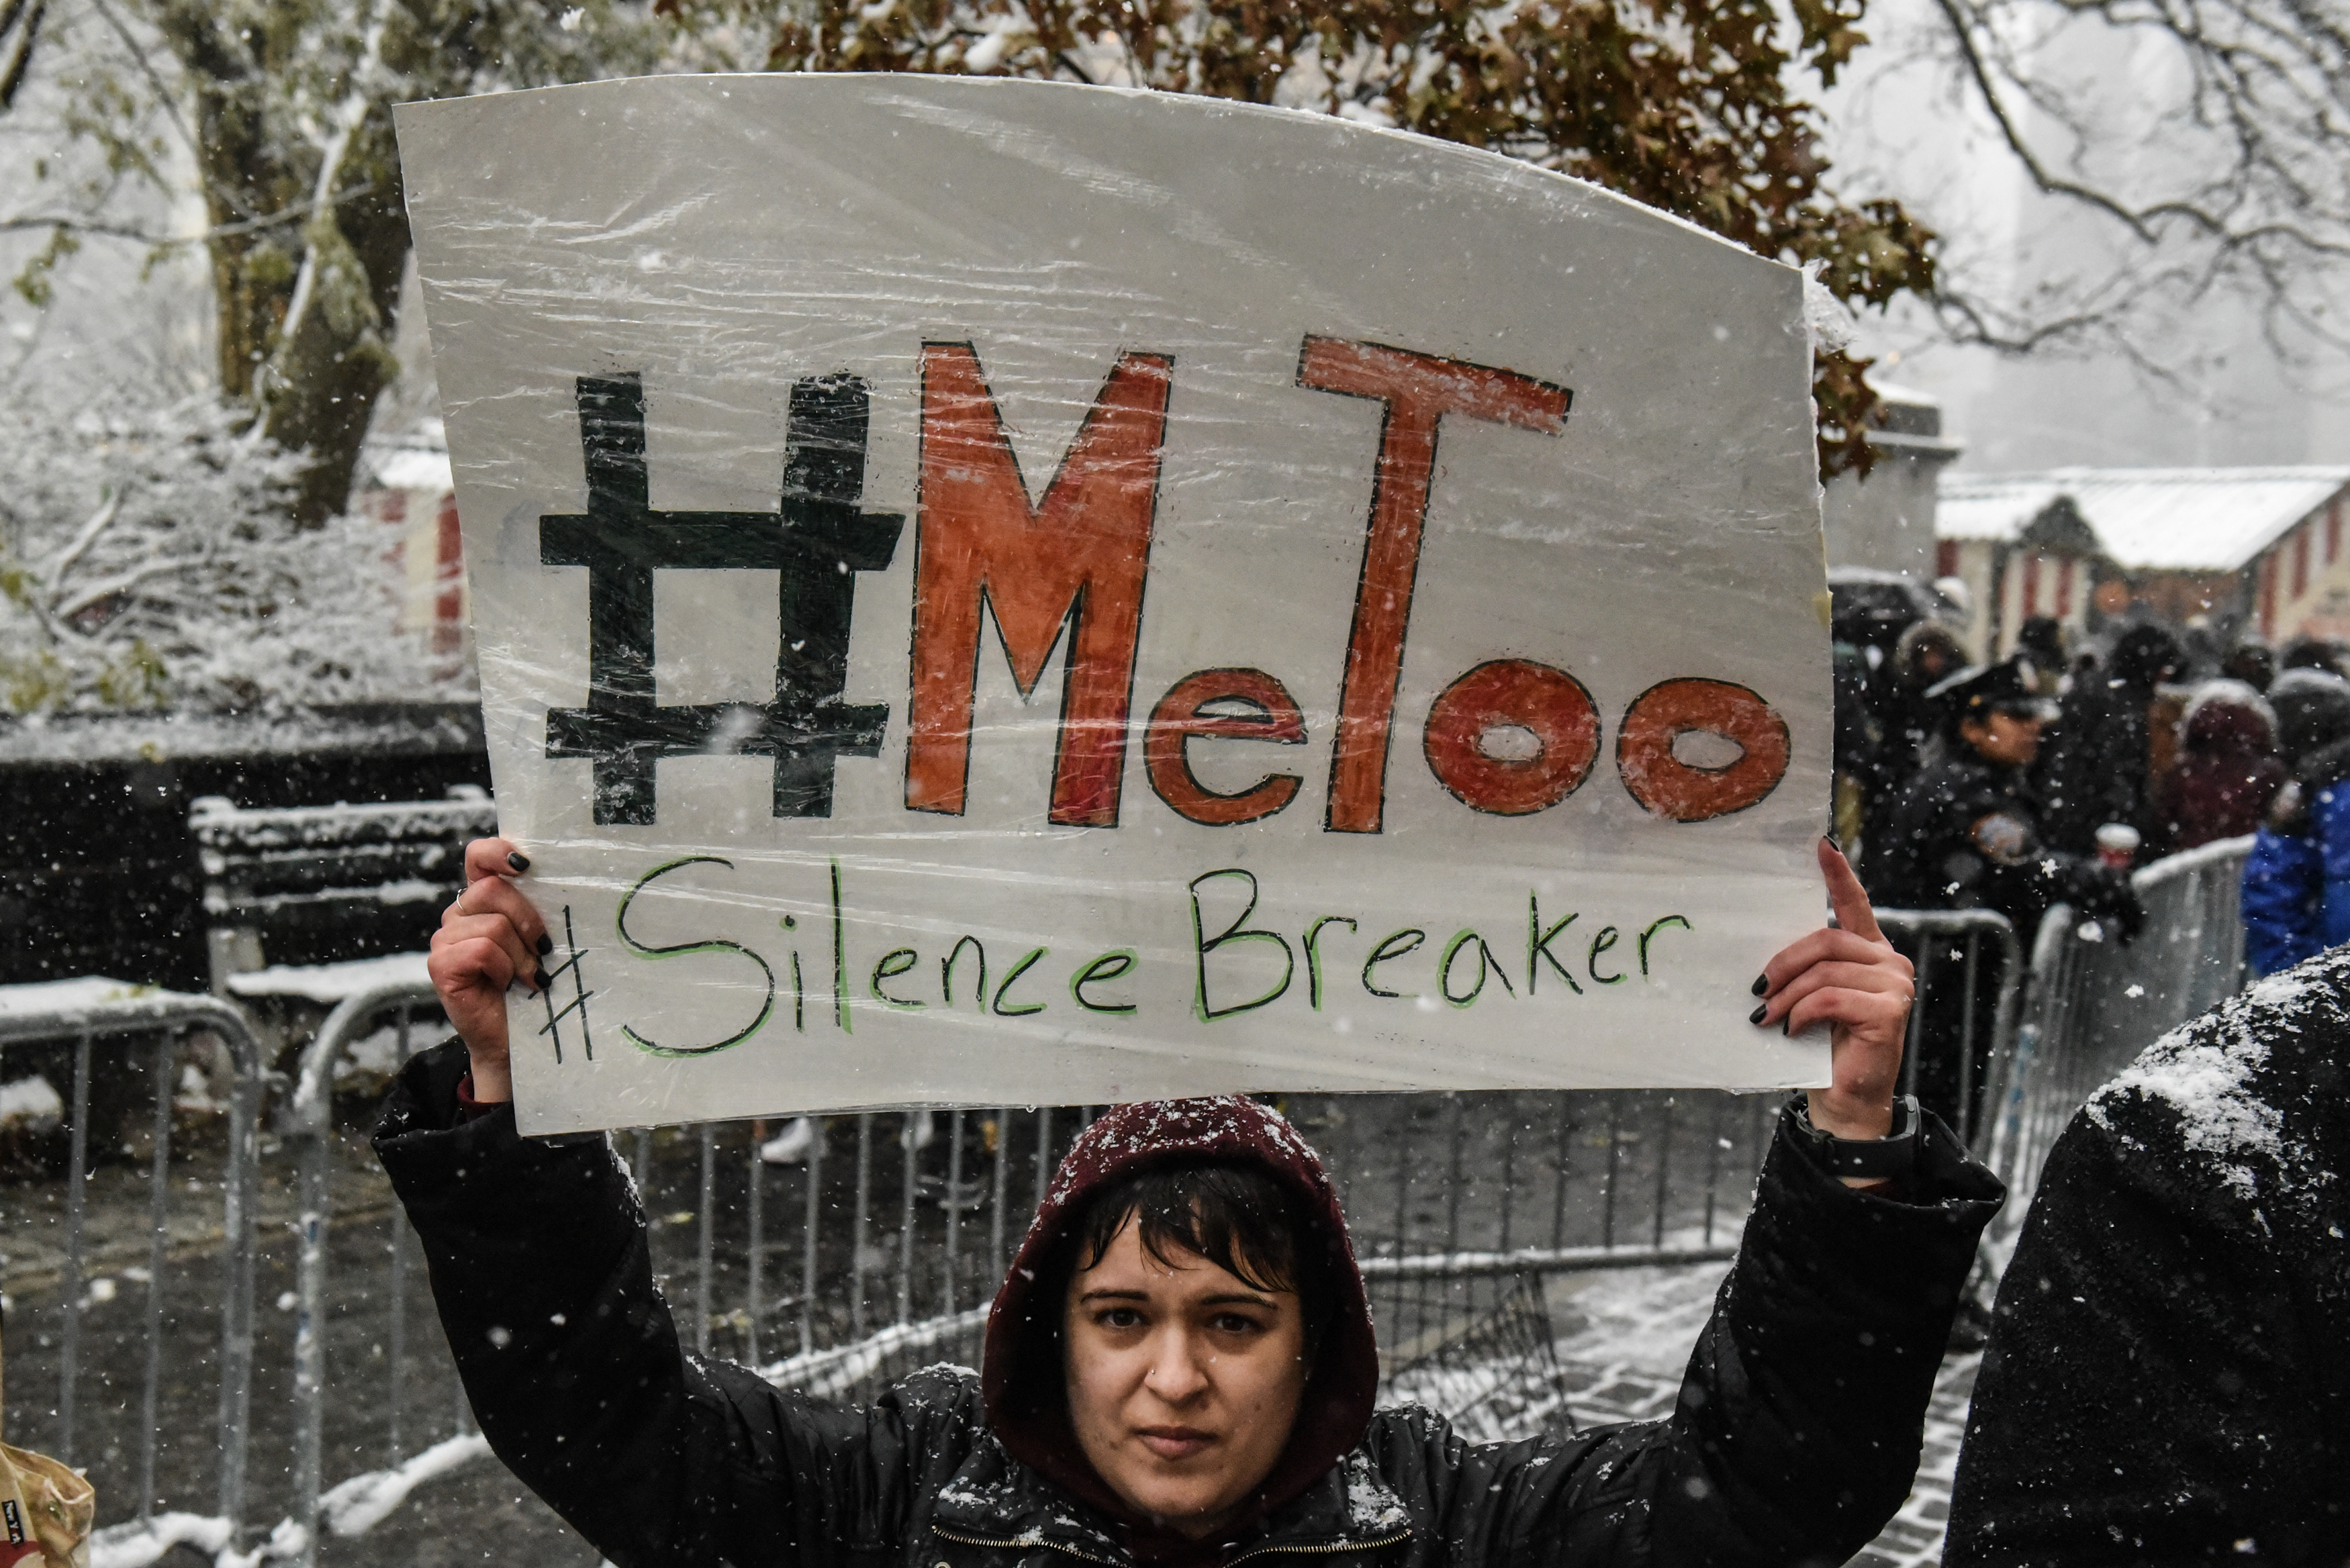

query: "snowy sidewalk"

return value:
[1548, 1260, 1977, 1566]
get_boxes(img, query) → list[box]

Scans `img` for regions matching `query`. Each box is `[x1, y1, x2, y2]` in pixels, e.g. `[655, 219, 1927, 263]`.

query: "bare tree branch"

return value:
[1923, 0, 2350, 372]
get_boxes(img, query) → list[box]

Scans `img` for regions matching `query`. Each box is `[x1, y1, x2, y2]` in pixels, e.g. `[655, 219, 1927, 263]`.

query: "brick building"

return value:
[1935, 467, 2350, 657]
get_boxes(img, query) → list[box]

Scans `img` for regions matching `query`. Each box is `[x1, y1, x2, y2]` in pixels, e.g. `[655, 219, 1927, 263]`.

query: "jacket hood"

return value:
[980, 1097, 1379, 1536]
[2180, 679, 2276, 756]
[2271, 668, 2350, 765]
[1893, 619, 1968, 689]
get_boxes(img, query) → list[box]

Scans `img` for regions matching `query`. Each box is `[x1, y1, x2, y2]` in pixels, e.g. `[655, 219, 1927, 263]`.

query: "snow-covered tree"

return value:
[4, 1, 731, 528]
[0, 384, 443, 714]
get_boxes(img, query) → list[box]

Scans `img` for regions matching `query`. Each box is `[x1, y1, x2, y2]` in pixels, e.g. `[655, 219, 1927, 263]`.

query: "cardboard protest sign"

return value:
[395, 75, 1834, 1134]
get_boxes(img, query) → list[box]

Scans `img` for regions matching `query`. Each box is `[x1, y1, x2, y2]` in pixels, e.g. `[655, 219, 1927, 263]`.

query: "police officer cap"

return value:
[1927, 656, 2051, 721]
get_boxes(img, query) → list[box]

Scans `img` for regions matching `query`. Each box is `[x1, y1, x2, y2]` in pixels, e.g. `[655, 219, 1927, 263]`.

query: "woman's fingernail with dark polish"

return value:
[536, 933, 553, 957]
[1748, 1003, 1767, 1025]
[507, 851, 531, 873]
[1782, 1017, 1791, 1036]
[1751, 973, 1769, 995]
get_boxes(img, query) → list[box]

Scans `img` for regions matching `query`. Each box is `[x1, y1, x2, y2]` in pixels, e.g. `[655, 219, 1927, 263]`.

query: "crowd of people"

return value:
[1836, 603, 2350, 985]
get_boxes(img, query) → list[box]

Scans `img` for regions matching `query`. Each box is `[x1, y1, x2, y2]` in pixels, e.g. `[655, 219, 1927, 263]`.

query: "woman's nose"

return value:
[1143, 1328, 1210, 1402]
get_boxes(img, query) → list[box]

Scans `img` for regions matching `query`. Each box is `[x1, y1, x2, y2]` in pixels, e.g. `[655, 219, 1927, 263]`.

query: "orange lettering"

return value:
[1422, 659, 1599, 816]
[1146, 669, 1307, 826]
[1298, 338, 1569, 834]
[1615, 679, 1790, 822]
[906, 344, 1172, 826]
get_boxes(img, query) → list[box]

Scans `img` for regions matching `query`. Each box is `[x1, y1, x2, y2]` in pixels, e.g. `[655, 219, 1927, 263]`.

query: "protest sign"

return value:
[395, 75, 1835, 1134]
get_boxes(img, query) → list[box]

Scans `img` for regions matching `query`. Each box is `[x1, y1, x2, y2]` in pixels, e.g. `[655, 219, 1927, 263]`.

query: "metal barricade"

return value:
[29, 867, 2215, 1557]
[0, 981, 267, 1536]
[1978, 835, 2256, 1268]
[1877, 910, 2024, 1150]
[272, 1037, 1785, 1529]
[0, 834, 2264, 1561]
[138, 920, 2026, 1552]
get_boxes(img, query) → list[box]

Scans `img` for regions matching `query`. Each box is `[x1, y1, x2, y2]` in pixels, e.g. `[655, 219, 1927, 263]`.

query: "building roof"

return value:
[1938, 467, 2350, 571]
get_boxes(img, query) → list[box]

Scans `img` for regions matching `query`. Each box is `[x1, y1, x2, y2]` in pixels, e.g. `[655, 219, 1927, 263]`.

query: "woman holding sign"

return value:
[381, 836, 1999, 1566]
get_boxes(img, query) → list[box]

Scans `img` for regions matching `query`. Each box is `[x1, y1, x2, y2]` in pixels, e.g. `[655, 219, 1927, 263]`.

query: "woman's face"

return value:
[1063, 1218, 1309, 1539]
[1964, 709, 2044, 769]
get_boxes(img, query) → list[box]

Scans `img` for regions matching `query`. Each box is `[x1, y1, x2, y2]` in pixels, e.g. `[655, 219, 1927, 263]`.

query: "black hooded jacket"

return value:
[1944, 950, 2350, 1564]
[374, 1046, 2002, 1568]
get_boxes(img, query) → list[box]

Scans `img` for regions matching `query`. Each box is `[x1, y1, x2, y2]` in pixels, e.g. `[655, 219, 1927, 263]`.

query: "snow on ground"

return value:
[1550, 1259, 1727, 1426]
[1548, 1257, 1978, 1565]
[89, 1510, 238, 1568]
[320, 1434, 493, 1536]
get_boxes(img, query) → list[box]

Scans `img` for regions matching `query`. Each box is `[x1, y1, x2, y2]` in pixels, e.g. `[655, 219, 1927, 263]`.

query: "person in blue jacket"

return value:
[2240, 669, 2350, 974]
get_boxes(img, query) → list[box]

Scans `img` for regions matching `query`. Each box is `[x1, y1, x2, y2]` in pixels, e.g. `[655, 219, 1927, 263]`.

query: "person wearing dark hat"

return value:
[381, 836, 2003, 1568]
[2012, 616, 2065, 692]
[1869, 657, 2139, 1128]
[2039, 623, 2184, 854]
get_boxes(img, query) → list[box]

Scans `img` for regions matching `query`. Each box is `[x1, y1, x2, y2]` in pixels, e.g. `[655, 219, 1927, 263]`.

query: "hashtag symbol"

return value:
[537, 906, 595, 1065]
[541, 373, 904, 825]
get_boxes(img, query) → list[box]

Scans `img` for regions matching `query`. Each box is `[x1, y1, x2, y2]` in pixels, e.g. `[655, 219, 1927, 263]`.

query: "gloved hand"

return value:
[2064, 859, 2145, 944]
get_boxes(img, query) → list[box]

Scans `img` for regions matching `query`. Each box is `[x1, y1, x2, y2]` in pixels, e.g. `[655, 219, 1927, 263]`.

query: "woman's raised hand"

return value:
[426, 836, 548, 1104]
[1752, 838, 1914, 1141]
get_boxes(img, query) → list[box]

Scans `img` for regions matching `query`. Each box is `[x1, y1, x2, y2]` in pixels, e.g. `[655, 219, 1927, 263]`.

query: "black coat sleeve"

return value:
[1384, 1105, 2003, 1568]
[372, 1040, 983, 1568]
[1943, 1106, 2333, 1565]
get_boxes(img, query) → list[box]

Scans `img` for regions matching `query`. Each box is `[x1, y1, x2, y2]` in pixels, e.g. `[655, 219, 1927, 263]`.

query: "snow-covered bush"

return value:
[0, 385, 444, 715]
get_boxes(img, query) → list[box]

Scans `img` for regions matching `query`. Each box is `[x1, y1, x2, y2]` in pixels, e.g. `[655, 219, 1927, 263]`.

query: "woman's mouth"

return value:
[1135, 1426, 1215, 1460]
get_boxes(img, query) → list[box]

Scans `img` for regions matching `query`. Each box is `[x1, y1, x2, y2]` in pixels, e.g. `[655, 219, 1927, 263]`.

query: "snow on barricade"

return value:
[757, 1306, 988, 1401]
[0, 977, 177, 1022]
[0, 977, 232, 1048]
[90, 1437, 493, 1568]
[91, 1511, 236, 1568]
[2130, 830, 2258, 893]
[320, 1432, 492, 1537]
[224, 952, 432, 1004]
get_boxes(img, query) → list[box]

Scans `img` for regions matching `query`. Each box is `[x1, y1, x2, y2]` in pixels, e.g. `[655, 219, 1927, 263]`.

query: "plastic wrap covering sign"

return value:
[395, 75, 1833, 1134]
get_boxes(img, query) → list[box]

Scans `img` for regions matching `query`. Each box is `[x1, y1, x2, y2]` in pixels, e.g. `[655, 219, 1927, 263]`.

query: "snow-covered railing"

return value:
[0, 979, 269, 1540]
[280, 981, 449, 1568]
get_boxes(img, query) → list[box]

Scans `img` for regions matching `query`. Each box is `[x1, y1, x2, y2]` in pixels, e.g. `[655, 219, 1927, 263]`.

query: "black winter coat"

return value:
[375, 1042, 2002, 1568]
[1867, 748, 2118, 944]
[1945, 949, 2350, 1564]
[2040, 676, 2157, 855]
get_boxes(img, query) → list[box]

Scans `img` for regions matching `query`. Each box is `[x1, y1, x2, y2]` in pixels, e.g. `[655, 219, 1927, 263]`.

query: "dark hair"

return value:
[1072, 1161, 1329, 1336]
[2280, 635, 2345, 677]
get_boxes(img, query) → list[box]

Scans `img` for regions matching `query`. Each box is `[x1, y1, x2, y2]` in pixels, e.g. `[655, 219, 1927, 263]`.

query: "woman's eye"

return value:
[1211, 1312, 1265, 1334]
[1097, 1308, 1143, 1329]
